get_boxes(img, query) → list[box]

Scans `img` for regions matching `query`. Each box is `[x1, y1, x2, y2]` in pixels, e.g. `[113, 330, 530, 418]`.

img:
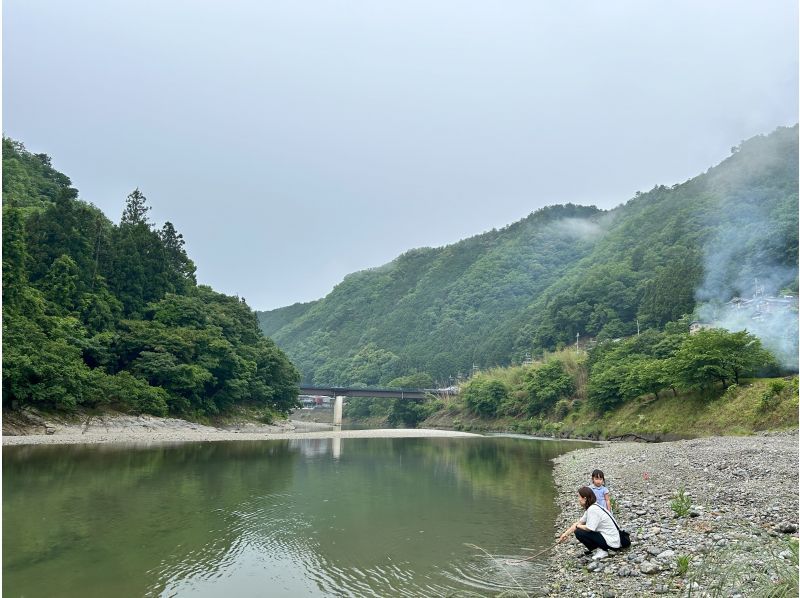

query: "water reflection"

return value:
[4, 437, 589, 597]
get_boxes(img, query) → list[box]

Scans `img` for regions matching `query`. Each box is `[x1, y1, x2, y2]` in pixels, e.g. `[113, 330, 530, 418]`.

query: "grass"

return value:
[556, 376, 798, 440]
[418, 372, 798, 440]
[676, 554, 690, 576]
[686, 537, 798, 597]
[670, 487, 692, 517]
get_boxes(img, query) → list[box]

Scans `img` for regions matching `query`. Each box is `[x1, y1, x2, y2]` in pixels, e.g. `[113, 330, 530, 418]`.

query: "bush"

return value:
[759, 379, 788, 413]
[554, 399, 570, 420]
[463, 377, 508, 417]
[525, 359, 574, 415]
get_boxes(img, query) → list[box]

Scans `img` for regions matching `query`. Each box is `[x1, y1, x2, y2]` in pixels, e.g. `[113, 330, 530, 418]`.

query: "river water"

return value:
[4, 436, 589, 597]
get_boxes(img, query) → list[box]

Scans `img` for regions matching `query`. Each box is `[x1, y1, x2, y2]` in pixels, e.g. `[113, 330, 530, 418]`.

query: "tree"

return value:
[120, 188, 151, 226]
[670, 329, 776, 390]
[387, 398, 425, 428]
[42, 255, 81, 313]
[158, 221, 197, 292]
[2, 202, 29, 309]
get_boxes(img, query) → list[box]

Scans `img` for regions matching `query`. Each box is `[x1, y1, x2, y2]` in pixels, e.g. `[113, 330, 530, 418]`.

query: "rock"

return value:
[640, 561, 659, 574]
[617, 566, 632, 577]
[656, 550, 675, 559]
[545, 432, 799, 597]
[45, 426, 56, 435]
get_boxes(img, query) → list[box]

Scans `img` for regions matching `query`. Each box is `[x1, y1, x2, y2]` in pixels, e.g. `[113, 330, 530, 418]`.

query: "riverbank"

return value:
[544, 430, 799, 597]
[1, 410, 481, 446]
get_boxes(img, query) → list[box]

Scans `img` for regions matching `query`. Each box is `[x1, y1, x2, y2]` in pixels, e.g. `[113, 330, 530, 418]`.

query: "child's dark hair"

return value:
[591, 469, 605, 480]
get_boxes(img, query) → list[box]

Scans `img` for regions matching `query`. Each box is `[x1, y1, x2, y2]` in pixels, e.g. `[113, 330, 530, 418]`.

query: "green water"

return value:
[4, 436, 588, 597]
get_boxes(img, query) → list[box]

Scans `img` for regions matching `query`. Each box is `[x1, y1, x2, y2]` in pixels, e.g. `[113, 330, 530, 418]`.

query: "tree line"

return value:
[2, 138, 299, 418]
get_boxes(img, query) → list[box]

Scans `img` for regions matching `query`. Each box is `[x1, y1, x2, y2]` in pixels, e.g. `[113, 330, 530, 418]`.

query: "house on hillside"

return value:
[689, 321, 715, 335]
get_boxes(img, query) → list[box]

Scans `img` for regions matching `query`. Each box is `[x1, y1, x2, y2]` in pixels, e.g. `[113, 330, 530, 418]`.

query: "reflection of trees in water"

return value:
[390, 437, 591, 510]
[4, 438, 590, 598]
[3, 442, 299, 598]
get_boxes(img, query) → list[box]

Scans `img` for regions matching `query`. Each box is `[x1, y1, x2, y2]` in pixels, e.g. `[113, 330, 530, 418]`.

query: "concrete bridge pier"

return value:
[333, 396, 344, 427]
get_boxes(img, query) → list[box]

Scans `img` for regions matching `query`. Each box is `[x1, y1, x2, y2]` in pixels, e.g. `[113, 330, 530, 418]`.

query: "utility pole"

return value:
[637, 319, 640, 336]
[576, 332, 580, 351]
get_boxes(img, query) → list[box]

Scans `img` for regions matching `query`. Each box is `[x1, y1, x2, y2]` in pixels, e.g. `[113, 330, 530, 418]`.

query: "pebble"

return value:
[545, 431, 799, 597]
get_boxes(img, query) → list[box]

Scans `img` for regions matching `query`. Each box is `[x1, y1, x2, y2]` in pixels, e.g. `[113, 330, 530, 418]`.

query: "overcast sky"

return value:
[4, 1, 797, 310]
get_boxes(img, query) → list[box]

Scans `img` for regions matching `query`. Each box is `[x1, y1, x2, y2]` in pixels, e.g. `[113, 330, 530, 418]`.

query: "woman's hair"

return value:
[591, 469, 605, 481]
[578, 486, 596, 508]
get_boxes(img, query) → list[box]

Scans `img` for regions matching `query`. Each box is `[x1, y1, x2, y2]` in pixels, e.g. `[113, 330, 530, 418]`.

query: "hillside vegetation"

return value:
[345, 330, 797, 437]
[259, 125, 798, 387]
[3, 138, 299, 419]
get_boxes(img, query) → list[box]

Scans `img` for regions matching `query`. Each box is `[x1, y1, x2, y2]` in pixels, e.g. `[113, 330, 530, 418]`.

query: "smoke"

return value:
[550, 217, 607, 240]
[693, 134, 799, 370]
[696, 301, 798, 370]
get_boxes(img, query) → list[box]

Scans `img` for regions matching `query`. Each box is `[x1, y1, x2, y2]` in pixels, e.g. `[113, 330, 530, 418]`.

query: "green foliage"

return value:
[2, 138, 299, 419]
[386, 372, 434, 389]
[670, 487, 692, 518]
[758, 379, 788, 413]
[676, 554, 690, 576]
[671, 329, 776, 390]
[609, 496, 620, 516]
[524, 359, 574, 415]
[463, 377, 508, 417]
[2, 137, 74, 209]
[386, 399, 427, 428]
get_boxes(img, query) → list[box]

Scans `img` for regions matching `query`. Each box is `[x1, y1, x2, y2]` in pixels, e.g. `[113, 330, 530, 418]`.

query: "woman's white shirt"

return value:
[579, 504, 621, 548]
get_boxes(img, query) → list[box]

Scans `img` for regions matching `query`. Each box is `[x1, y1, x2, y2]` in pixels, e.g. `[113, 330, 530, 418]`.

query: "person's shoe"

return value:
[592, 549, 609, 560]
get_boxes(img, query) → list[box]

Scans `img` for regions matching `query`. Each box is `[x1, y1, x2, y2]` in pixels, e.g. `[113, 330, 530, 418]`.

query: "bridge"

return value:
[298, 385, 458, 426]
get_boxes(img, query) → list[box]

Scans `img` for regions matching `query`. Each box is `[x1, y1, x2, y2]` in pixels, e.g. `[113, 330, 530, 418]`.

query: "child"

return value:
[590, 469, 612, 513]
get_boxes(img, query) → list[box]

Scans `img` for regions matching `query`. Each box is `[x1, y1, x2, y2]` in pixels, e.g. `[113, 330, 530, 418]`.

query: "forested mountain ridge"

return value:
[258, 125, 798, 385]
[3, 138, 300, 417]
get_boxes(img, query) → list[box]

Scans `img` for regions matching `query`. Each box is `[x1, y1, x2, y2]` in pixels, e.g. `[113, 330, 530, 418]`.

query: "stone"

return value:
[656, 550, 675, 559]
[640, 561, 659, 574]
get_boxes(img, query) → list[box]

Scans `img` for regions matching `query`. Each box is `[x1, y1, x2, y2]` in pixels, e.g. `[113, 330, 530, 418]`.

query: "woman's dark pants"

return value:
[575, 528, 611, 552]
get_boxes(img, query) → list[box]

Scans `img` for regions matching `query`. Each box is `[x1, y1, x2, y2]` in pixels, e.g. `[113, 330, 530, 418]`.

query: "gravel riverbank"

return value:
[544, 430, 799, 597]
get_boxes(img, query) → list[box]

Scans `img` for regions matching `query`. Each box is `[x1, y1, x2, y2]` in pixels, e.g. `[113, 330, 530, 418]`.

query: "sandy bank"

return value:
[1, 412, 482, 446]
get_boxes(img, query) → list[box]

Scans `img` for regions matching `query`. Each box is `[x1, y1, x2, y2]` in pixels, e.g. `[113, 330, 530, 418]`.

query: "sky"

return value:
[3, 1, 798, 311]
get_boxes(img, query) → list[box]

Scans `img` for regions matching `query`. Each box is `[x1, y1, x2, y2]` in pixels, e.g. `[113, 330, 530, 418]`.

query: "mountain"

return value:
[258, 125, 799, 385]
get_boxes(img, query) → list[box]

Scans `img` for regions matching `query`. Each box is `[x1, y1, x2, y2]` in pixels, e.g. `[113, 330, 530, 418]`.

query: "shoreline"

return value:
[1, 413, 483, 446]
[544, 430, 799, 597]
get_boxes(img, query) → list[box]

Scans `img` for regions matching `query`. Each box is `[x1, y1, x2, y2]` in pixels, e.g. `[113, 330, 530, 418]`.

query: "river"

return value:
[4, 436, 590, 597]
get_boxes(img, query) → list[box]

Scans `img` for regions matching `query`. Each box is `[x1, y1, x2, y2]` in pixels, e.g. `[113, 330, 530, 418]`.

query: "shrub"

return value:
[525, 359, 574, 415]
[463, 377, 508, 417]
[759, 379, 788, 413]
[554, 398, 570, 420]
[670, 486, 692, 518]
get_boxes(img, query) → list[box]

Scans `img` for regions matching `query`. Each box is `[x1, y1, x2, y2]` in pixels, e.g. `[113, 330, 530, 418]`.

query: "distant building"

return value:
[689, 321, 715, 335]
